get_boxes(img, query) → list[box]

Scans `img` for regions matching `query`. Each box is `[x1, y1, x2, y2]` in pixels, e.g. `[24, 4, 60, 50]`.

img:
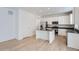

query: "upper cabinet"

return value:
[74, 7, 79, 29]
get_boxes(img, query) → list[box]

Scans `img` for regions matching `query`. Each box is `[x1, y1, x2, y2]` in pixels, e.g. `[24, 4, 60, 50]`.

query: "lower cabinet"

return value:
[67, 32, 79, 49]
[36, 30, 55, 44]
[58, 29, 67, 36]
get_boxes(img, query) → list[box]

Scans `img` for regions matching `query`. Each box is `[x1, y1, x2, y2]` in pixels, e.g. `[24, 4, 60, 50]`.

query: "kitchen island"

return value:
[36, 29, 55, 44]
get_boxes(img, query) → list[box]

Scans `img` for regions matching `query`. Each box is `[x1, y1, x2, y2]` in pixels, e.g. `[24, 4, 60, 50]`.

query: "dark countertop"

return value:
[46, 26, 74, 30]
[46, 24, 74, 30]
[40, 24, 79, 33]
[67, 29, 79, 33]
[40, 27, 79, 34]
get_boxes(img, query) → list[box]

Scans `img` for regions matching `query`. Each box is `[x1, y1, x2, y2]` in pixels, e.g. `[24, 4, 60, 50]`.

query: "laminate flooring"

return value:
[0, 35, 78, 51]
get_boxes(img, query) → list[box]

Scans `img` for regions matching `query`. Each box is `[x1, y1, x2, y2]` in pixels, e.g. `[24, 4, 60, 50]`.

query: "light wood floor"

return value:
[0, 35, 78, 51]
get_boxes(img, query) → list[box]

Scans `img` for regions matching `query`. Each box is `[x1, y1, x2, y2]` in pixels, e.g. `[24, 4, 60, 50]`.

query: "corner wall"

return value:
[18, 9, 38, 40]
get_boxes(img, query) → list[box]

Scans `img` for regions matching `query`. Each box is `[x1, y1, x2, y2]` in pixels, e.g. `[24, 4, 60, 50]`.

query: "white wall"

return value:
[18, 9, 38, 40]
[0, 8, 18, 42]
[0, 7, 39, 41]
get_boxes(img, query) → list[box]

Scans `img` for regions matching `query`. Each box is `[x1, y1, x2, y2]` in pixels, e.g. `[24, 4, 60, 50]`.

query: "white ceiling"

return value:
[21, 7, 73, 16]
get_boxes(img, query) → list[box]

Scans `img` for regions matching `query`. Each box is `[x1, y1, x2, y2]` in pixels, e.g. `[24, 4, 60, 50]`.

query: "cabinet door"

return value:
[67, 33, 79, 49]
[36, 30, 49, 40]
[49, 31, 55, 44]
[74, 7, 79, 29]
[58, 29, 67, 36]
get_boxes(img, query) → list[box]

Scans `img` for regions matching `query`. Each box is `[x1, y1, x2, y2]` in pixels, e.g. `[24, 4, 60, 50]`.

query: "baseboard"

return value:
[0, 38, 17, 42]
[17, 32, 35, 40]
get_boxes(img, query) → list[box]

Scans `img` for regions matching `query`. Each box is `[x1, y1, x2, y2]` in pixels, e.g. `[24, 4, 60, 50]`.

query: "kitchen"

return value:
[36, 7, 79, 49]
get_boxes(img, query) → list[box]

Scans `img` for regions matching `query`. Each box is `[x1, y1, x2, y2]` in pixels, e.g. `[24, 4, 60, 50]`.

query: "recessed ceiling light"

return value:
[48, 8, 51, 10]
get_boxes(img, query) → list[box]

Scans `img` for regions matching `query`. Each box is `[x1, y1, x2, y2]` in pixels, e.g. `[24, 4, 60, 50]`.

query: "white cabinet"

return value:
[74, 7, 79, 29]
[49, 31, 55, 43]
[67, 33, 79, 49]
[36, 30, 49, 40]
[58, 29, 67, 36]
[67, 7, 79, 49]
[36, 30, 55, 44]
